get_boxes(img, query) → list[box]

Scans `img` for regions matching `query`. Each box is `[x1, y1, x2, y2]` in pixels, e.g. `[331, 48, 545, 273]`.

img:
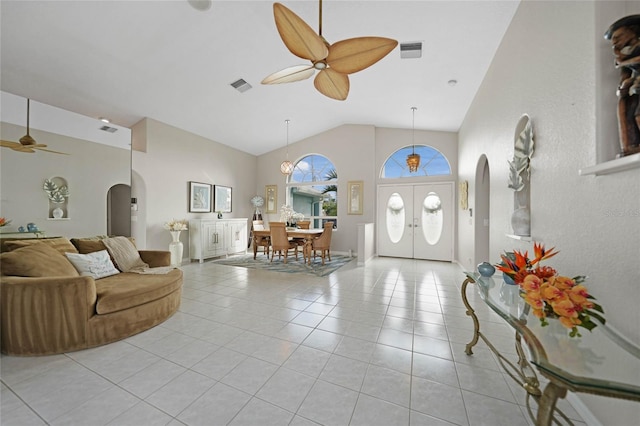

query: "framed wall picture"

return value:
[214, 185, 232, 213]
[265, 185, 277, 214]
[189, 181, 212, 213]
[347, 180, 363, 215]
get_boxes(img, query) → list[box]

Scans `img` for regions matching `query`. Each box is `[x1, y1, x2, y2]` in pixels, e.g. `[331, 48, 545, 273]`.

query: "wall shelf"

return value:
[46, 218, 70, 221]
[506, 233, 532, 242]
[579, 153, 640, 176]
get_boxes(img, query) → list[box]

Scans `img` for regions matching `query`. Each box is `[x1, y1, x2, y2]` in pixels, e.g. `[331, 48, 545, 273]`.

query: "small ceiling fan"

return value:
[262, 1, 398, 100]
[0, 98, 68, 155]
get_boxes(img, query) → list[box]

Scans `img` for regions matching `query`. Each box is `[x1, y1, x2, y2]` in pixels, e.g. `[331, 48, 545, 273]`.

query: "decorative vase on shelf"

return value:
[52, 207, 64, 219]
[503, 273, 517, 285]
[169, 231, 183, 267]
[477, 261, 496, 277]
[511, 207, 531, 236]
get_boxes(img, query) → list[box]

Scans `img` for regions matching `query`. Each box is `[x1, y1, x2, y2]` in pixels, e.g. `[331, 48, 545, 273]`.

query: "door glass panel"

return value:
[386, 192, 405, 243]
[421, 192, 443, 245]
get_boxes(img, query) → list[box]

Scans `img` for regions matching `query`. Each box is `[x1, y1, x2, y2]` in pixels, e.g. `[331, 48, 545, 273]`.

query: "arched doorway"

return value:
[474, 155, 490, 265]
[107, 184, 131, 237]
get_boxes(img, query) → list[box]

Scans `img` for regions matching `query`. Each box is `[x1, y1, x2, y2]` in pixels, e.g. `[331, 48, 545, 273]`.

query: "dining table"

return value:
[253, 228, 323, 265]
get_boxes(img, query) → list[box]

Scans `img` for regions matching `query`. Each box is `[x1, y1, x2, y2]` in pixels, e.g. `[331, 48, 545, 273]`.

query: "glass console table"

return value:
[461, 273, 640, 426]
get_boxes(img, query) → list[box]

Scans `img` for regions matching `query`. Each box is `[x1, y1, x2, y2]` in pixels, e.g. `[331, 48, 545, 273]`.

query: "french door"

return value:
[377, 183, 454, 261]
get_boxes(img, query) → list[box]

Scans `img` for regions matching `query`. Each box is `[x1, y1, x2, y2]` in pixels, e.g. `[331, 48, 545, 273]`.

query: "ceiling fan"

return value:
[0, 98, 68, 155]
[262, 0, 398, 101]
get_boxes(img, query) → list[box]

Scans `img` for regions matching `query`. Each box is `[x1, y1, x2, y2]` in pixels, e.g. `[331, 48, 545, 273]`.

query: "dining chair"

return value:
[292, 220, 311, 249]
[269, 222, 298, 264]
[312, 221, 334, 265]
[252, 220, 270, 259]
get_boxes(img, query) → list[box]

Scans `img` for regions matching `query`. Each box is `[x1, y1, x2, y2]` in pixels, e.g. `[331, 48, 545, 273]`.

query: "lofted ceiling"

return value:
[0, 0, 519, 156]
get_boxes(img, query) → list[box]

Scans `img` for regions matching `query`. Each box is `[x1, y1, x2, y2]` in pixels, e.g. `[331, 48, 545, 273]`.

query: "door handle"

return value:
[407, 224, 413, 227]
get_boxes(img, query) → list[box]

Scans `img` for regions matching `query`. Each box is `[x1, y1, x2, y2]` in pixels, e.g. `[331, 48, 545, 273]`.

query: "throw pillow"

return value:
[0, 243, 80, 277]
[5, 237, 79, 254]
[71, 237, 136, 254]
[65, 250, 120, 279]
[101, 236, 148, 272]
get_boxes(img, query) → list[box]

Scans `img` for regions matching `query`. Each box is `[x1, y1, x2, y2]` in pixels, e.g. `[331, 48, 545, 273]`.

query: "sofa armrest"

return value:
[1, 275, 97, 355]
[139, 250, 171, 267]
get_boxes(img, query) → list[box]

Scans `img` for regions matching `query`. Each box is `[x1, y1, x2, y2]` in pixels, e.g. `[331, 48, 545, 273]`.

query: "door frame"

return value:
[376, 182, 455, 261]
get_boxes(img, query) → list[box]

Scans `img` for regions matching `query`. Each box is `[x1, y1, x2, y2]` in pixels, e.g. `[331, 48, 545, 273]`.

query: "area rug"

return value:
[212, 253, 355, 277]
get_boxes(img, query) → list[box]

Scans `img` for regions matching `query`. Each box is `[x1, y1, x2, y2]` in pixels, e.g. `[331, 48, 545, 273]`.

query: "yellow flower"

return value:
[548, 275, 575, 291]
[521, 274, 541, 292]
[523, 292, 544, 310]
[540, 282, 565, 301]
[551, 299, 579, 319]
[559, 316, 581, 329]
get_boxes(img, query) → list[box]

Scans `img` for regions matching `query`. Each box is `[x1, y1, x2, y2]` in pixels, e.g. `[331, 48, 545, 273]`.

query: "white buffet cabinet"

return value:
[189, 218, 248, 263]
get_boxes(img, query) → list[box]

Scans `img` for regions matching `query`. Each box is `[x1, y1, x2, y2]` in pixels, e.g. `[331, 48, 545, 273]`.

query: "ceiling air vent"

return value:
[99, 125, 118, 133]
[231, 78, 252, 93]
[400, 42, 422, 59]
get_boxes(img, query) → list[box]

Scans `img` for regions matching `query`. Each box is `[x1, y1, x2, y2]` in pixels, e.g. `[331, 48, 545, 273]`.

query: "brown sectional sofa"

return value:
[0, 237, 183, 356]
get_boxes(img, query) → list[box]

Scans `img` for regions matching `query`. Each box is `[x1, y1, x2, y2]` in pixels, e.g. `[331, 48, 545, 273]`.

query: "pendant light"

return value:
[280, 119, 294, 175]
[406, 106, 420, 173]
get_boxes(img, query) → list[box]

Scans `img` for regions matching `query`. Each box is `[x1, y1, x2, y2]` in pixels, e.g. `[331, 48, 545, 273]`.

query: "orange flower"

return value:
[540, 282, 565, 301]
[551, 299, 579, 319]
[532, 242, 558, 265]
[496, 243, 605, 337]
[559, 316, 581, 329]
[548, 275, 575, 291]
[521, 274, 542, 292]
[523, 292, 544, 310]
[532, 308, 546, 319]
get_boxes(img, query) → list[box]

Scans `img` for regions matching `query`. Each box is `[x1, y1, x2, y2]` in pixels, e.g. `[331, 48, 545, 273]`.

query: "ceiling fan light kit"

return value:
[263, 1, 398, 101]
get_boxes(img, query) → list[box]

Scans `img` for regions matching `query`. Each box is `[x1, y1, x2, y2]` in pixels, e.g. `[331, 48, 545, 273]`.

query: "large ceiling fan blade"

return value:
[262, 65, 315, 85]
[34, 146, 69, 155]
[273, 3, 328, 61]
[1, 141, 35, 153]
[314, 68, 349, 101]
[326, 37, 398, 74]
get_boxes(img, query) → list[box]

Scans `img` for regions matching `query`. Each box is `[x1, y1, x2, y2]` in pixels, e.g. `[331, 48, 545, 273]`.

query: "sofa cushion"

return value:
[71, 237, 136, 254]
[65, 250, 120, 279]
[94, 269, 183, 314]
[1, 244, 80, 277]
[4, 237, 79, 254]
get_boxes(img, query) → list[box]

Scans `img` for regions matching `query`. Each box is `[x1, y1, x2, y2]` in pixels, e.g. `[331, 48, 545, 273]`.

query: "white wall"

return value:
[0, 122, 130, 238]
[457, 1, 640, 423]
[255, 124, 458, 255]
[131, 118, 257, 258]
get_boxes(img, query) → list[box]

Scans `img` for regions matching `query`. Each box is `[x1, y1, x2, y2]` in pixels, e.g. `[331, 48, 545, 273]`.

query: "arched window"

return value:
[381, 145, 451, 178]
[287, 154, 337, 229]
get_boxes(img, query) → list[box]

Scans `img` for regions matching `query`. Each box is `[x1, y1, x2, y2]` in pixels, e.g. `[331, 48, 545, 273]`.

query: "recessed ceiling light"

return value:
[99, 117, 110, 123]
[448, 79, 458, 86]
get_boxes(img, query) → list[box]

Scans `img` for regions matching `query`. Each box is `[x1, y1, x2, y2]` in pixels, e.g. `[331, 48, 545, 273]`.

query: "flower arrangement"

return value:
[496, 243, 605, 337]
[280, 205, 304, 225]
[164, 219, 188, 232]
[0, 217, 11, 227]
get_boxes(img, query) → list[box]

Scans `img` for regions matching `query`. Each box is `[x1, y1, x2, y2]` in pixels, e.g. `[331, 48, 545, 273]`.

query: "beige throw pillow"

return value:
[5, 237, 79, 254]
[1, 243, 80, 277]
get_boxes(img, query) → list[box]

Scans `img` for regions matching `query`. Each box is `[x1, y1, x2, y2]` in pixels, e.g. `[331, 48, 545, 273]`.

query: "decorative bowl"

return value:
[477, 262, 496, 277]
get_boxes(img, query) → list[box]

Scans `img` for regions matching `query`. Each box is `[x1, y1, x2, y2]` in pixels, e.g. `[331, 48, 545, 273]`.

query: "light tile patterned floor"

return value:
[0, 257, 586, 425]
